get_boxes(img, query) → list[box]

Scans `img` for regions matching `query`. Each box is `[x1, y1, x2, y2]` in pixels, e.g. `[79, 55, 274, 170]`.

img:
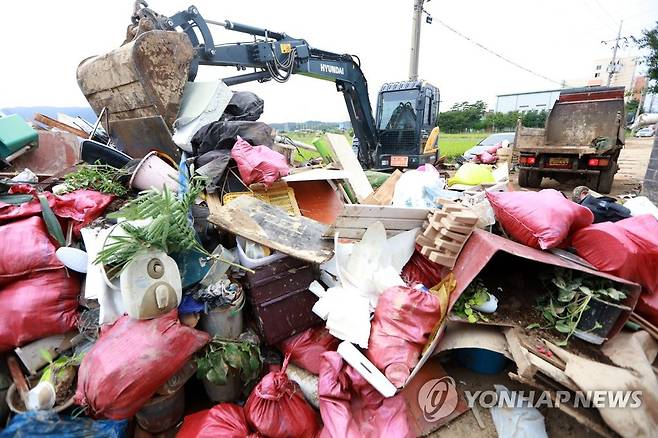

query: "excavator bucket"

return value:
[76, 30, 195, 157]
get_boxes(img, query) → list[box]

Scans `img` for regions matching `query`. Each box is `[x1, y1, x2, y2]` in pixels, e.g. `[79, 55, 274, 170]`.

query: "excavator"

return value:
[77, 3, 440, 170]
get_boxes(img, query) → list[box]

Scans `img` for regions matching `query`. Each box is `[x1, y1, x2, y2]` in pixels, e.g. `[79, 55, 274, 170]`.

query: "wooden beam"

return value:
[34, 113, 88, 138]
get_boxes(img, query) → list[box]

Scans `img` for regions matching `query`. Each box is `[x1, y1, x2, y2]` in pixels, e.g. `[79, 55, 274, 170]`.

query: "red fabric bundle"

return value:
[177, 403, 259, 438]
[278, 327, 340, 375]
[244, 356, 321, 437]
[0, 216, 62, 285]
[318, 352, 413, 438]
[231, 136, 289, 187]
[75, 311, 209, 419]
[0, 269, 79, 352]
[0, 186, 112, 236]
[401, 247, 443, 288]
[487, 189, 593, 249]
[366, 286, 441, 388]
[572, 215, 658, 325]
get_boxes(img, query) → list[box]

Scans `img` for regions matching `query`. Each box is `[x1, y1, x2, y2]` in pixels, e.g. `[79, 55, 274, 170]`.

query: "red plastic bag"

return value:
[231, 136, 289, 187]
[366, 286, 441, 388]
[244, 356, 321, 437]
[572, 215, 658, 325]
[0, 186, 112, 236]
[0, 269, 79, 352]
[401, 247, 442, 288]
[278, 327, 340, 375]
[75, 311, 209, 419]
[318, 352, 412, 438]
[0, 216, 62, 285]
[487, 189, 593, 249]
[177, 404, 259, 438]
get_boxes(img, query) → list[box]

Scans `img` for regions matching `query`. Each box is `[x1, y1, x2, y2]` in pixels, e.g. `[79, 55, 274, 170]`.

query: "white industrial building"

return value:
[495, 89, 562, 113]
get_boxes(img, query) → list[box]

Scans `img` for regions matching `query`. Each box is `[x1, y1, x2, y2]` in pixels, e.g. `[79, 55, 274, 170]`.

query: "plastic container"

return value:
[199, 291, 245, 339]
[129, 151, 179, 192]
[236, 236, 285, 269]
[455, 348, 508, 375]
[202, 371, 241, 403]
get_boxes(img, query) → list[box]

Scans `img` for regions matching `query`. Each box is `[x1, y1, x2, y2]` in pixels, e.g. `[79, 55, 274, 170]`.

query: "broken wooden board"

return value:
[208, 195, 333, 264]
[363, 169, 402, 205]
[282, 168, 350, 182]
[325, 133, 373, 202]
[325, 204, 429, 239]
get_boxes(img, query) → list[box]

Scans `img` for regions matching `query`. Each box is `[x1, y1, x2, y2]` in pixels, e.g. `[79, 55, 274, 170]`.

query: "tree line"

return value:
[439, 100, 547, 133]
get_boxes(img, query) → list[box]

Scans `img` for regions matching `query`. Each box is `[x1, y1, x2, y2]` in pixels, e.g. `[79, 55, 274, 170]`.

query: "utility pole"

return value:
[606, 20, 623, 87]
[409, 0, 424, 81]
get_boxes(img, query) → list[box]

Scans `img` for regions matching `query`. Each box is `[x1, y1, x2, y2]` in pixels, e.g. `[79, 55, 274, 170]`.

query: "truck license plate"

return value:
[548, 157, 570, 167]
[390, 156, 409, 167]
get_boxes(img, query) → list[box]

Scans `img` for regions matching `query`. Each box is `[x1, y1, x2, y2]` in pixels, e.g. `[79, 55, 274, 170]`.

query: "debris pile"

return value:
[0, 47, 657, 438]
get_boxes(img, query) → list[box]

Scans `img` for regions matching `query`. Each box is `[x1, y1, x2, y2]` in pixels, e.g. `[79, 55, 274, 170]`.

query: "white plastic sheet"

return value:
[490, 385, 548, 438]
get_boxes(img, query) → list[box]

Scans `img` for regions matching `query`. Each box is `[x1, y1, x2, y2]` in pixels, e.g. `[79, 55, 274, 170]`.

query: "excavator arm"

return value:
[128, 4, 379, 167]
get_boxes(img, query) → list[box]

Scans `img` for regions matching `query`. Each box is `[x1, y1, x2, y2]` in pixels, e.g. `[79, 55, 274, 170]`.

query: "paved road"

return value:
[510, 137, 654, 198]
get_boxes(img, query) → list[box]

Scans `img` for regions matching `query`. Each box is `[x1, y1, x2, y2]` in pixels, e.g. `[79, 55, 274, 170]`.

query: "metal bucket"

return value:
[135, 386, 185, 433]
[199, 291, 245, 340]
[202, 371, 241, 403]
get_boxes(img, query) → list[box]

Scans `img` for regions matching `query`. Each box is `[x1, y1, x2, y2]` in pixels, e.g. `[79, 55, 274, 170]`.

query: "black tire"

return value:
[596, 162, 617, 194]
[518, 169, 542, 188]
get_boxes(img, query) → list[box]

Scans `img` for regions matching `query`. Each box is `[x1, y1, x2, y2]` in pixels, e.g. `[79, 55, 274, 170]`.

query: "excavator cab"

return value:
[375, 80, 440, 169]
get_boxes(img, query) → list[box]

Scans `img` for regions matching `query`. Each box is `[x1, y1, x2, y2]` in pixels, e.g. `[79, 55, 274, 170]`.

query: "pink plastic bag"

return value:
[487, 189, 593, 249]
[244, 355, 321, 438]
[75, 311, 209, 419]
[278, 327, 339, 375]
[0, 186, 113, 236]
[0, 216, 62, 285]
[318, 352, 413, 438]
[572, 215, 658, 326]
[0, 269, 79, 352]
[477, 151, 497, 164]
[177, 404, 260, 438]
[231, 136, 289, 187]
[366, 286, 441, 388]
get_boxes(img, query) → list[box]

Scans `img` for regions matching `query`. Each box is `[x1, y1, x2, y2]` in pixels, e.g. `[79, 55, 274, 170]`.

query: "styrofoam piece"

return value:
[337, 341, 397, 398]
[56, 247, 88, 273]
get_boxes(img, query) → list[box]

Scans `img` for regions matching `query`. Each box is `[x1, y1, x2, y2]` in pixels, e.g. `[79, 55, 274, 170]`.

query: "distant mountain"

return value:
[1, 106, 97, 122]
[269, 120, 352, 132]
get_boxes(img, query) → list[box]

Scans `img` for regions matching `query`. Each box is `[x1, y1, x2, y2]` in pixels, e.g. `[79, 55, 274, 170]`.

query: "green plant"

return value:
[94, 177, 208, 272]
[195, 338, 262, 389]
[532, 268, 627, 346]
[63, 163, 129, 196]
[39, 351, 84, 402]
[453, 278, 491, 323]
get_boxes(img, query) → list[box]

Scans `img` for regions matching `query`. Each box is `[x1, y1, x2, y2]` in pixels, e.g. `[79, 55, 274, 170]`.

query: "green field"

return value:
[284, 131, 485, 161]
[438, 132, 486, 158]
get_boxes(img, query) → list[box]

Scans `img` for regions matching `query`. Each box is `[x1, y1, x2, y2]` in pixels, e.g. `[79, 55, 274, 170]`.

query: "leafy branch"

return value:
[195, 338, 262, 392]
[453, 278, 491, 323]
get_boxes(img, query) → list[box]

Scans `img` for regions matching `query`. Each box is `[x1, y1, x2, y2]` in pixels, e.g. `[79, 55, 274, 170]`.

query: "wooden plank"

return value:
[34, 113, 88, 138]
[208, 195, 333, 264]
[363, 169, 402, 205]
[334, 216, 423, 230]
[326, 227, 403, 239]
[339, 204, 430, 220]
[282, 168, 350, 182]
[325, 133, 373, 202]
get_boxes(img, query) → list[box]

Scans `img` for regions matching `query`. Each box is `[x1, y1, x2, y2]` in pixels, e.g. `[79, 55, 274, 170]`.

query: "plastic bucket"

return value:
[199, 291, 245, 339]
[129, 151, 179, 192]
[455, 348, 508, 375]
[202, 371, 241, 403]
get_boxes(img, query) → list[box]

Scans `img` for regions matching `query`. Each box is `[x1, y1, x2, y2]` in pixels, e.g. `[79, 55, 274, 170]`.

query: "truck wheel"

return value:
[596, 165, 617, 194]
[518, 169, 542, 188]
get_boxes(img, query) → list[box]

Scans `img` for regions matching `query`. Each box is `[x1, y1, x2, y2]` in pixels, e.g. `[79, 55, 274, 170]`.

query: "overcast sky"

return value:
[2, 0, 656, 123]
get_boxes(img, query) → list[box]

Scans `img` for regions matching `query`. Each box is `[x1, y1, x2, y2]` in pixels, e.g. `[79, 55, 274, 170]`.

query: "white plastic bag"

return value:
[392, 165, 446, 208]
[490, 385, 548, 438]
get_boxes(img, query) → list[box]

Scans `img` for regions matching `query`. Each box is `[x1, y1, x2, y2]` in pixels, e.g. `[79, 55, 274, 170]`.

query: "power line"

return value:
[434, 18, 568, 87]
[591, 0, 618, 24]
